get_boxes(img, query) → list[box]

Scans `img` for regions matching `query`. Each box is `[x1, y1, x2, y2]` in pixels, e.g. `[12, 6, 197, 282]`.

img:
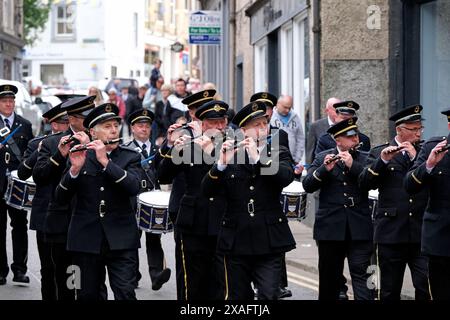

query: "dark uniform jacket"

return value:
[158, 142, 226, 238]
[0, 114, 33, 192]
[123, 140, 160, 215]
[202, 144, 296, 255]
[55, 146, 141, 254]
[303, 148, 373, 241]
[404, 134, 450, 257]
[33, 130, 72, 240]
[314, 132, 371, 159]
[18, 134, 51, 231]
[359, 140, 428, 244]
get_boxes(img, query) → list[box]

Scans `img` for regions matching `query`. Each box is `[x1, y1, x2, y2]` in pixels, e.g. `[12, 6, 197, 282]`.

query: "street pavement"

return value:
[0, 219, 318, 300]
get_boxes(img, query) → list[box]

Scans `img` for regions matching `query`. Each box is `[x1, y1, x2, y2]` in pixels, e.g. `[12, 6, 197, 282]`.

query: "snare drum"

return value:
[137, 191, 173, 234]
[368, 189, 379, 220]
[280, 180, 308, 220]
[4, 170, 35, 211]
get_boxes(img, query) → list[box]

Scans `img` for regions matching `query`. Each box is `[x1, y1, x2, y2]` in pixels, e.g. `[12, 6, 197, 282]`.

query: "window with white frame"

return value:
[53, 2, 76, 40]
[2, 0, 15, 35]
[254, 39, 268, 92]
[280, 22, 294, 96]
[170, 0, 176, 25]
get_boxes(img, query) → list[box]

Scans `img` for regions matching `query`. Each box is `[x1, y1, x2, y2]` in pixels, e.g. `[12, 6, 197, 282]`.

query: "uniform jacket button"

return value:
[250, 186, 254, 191]
[278, 218, 282, 222]
[250, 213, 255, 217]
[209, 198, 214, 201]
[100, 187, 104, 191]
[409, 212, 413, 217]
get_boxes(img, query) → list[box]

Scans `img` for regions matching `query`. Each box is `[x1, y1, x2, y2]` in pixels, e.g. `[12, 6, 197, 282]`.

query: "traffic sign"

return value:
[189, 11, 221, 45]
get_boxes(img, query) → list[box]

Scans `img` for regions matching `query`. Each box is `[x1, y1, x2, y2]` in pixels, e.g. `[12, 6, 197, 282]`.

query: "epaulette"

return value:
[424, 136, 447, 145]
[372, 142, 391, 149]
[118, 145, 140, 153]
[316, 148, 336, 158]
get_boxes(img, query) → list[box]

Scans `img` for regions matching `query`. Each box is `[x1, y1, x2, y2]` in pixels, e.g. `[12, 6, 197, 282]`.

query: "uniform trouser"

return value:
[428, 255, 450, 300]
[136, 230, 165, 283]
[44, 238, 75, 300]
[72, 247, 138, 301]
[173, 227, 184, 300]
[317, 240, 373, 300]
[377, 243, 430, 300]
[280, 253, 288, 288]
[178, 233, 224, 300]
[0, 199, 28, 277]
[36, 231, 57, 300]
[225, 253, 283, 300]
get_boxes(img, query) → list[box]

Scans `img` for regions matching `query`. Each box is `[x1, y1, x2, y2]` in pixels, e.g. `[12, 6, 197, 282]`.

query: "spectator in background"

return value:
[108, 88, 126, 137]
[154, 84, 183, 144]
[305, 97, 340, 164]
[88, 86, 105, 106]
[150, 59, 162, 88]
[143, 76, 164, 111]
[203, 82, 222, 100]
[167, 78, 191, 114]
[271, 95, 305, 163]
[121, 87, 129, 104]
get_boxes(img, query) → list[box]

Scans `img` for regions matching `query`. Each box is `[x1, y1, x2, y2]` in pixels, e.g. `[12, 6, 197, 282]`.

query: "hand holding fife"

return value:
[219, 140, 237, 166]
[324, 154, 339, 171]
[426, 140, 448, 168]
[339, 151, 353, 168]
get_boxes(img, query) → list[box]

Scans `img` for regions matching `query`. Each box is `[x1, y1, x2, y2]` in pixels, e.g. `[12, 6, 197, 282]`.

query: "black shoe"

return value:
[278, 287, 292, 299]
[338, 290, 349, 300]
[12, 272, 30, 286]
[0, 276, 6, 285]
[152, 268, 171, 291]
[134, 271, 142, 288]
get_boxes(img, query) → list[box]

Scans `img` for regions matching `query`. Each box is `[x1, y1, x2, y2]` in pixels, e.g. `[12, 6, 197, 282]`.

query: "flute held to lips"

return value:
[69, 138, 122, 153]
[436, 144, 450, 154]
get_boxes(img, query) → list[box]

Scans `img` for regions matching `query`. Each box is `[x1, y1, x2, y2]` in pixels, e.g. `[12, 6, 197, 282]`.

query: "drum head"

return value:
[282, 180, 305, 195]
[139, 191, 170, 207]
[10, 170, 34, 184]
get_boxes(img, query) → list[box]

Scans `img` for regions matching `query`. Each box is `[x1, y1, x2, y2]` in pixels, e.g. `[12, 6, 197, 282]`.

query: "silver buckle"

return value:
[99, 200, 106, 217]
[5, 152, 10, 164]
[348, 197, 355, 207]
[0, 127, 10, 138]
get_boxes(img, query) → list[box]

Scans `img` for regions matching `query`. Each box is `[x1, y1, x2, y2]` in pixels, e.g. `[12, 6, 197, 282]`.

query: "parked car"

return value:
[0, 79, 42, 136]
[99, 77, 139, 94]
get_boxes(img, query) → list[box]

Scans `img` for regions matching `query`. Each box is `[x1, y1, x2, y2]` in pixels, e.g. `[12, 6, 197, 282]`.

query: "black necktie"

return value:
[4, 118, 11, 129]
[142, 144, 149, 159]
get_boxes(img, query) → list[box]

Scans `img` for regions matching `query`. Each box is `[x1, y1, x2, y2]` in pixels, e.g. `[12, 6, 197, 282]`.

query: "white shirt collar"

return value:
[136, 139, 151, 150]
[1, 113, 14, 126]
[327, 116, 334, 126]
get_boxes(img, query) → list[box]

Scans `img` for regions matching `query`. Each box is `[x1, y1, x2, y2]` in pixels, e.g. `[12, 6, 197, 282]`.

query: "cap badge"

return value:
[143, 110, 148, 116]
[261, 93, 268, 99]
[105, 104, 112, 112]
[348, 102, 353, 108]
[252, 103, 258, 111]
[348, 118, 354, 125]
[415, 106, 420, 113]
[4, 85, 9, 91]
[213, 104, 221, 112]
[203, 91, 209, 98]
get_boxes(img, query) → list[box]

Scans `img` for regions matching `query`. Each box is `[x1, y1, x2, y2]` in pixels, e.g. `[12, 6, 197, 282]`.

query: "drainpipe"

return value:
[312, 0, 321, 120]
[229, 0, 236, 108]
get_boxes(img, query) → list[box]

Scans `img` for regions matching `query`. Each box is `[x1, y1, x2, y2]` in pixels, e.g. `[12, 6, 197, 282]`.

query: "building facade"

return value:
[23, 0, 146, 86]
[0, 0, 24, 80]
[144, 0, 200, 83]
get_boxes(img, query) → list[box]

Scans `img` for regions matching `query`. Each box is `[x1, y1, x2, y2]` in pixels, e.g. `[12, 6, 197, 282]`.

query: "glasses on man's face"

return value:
[400, 126, 424, 133]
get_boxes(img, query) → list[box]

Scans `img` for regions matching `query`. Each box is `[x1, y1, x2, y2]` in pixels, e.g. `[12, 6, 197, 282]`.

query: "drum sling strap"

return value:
[0, 119, 22, 163]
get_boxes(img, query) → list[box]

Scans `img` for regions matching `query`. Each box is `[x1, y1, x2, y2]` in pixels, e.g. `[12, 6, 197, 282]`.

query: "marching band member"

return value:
[17, 104, 69, 299]
[33, 95, 95, 299]
[314, 101, 371, 157]
[55, 103, 141, 300]
[124, 108, 171, 291]
[0, 84, 34, 286]
[159, 89, 216, 299]
[158, 98, 228, 300]
[404, 108, 450, 300]
[302, 117, 373, 300]
[360, 105, 430, 300]
[202, 100, 296, 300]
